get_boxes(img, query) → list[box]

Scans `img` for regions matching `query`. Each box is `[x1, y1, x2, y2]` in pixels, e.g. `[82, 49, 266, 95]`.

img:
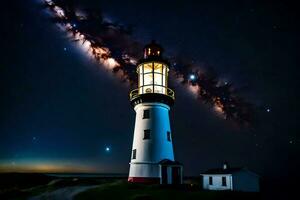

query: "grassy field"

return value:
[75, 180, 261, 200]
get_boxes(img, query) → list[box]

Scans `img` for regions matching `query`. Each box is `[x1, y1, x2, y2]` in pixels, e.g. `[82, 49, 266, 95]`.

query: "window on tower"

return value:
[143, 110, 150, 119]
[167, 131, 171, 141]
[143, 129, 151, 140]
[132, 149, 136, 159]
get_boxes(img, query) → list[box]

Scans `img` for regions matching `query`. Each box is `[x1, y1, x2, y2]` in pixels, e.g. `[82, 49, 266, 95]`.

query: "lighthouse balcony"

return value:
[130, 87, 175, 100]
[130, 86, 175, 106]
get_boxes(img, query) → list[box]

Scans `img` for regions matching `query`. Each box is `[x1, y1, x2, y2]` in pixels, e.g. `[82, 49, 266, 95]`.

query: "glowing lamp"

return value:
[137, 61, 169, 95]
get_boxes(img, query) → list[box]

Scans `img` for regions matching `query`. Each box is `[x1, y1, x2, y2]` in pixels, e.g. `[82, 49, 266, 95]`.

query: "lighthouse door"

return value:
[161, 166, 168, 184]
[172, 167, 181, 184]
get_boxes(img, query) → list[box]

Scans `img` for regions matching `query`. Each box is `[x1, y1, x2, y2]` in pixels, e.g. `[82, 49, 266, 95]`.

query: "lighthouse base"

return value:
[128, 160, 183, 184]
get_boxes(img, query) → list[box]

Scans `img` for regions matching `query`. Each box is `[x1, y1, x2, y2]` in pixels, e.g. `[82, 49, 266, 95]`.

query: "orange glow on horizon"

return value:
[0, 161, 98, 173]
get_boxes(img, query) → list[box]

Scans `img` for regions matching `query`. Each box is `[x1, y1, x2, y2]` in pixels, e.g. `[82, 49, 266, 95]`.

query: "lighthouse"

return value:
[128, 41, 183, 184]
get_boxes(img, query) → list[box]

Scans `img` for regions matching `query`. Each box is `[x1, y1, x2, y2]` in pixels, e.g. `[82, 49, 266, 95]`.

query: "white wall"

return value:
[202, 170, 260, 192]
[129, 162, 160, 178]
[202, 175, 233, 190]
[129, 102, 174, 178]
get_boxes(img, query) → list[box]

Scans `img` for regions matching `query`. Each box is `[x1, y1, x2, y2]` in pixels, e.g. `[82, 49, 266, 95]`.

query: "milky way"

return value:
[42, 0, 256, 126]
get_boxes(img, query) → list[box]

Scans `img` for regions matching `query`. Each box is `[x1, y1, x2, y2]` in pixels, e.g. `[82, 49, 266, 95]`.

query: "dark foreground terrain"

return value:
[75, 180, 260, 200]
[0, 173, 290, 200]
[0, 173, 118, 200]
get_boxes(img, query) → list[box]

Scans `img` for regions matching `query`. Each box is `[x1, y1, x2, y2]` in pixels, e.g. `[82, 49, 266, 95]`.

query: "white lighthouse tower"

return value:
[128, 41, 183, 184]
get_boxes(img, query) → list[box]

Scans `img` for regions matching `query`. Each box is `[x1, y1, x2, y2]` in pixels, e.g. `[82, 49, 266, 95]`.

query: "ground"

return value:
[75, 180, 260, 200]
[0, 173, 261, 200]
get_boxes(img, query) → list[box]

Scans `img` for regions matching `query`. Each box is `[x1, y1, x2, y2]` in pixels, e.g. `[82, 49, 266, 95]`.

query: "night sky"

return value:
[1, 0, 299, 182]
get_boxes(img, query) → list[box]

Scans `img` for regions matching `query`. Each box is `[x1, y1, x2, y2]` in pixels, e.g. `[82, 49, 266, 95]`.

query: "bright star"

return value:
[64, 47, 67, 51]
[105, 147, 110, 152]
[189, 74, 196, 81]
[266, 108, 271, 113]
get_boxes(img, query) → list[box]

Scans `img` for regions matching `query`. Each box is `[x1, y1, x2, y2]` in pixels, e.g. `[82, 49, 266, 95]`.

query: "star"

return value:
[105, 147, 110, 152]
[189, 74, 196, 81]
[64, 47, 67, 51]
[266, 108, 271, 113]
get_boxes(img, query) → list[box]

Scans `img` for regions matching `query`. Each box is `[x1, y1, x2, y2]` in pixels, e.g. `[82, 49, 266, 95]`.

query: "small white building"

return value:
[201, 163, 260, 192]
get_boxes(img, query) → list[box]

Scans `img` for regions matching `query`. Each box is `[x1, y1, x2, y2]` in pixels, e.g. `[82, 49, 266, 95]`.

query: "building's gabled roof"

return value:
[201, 167, 243, 175]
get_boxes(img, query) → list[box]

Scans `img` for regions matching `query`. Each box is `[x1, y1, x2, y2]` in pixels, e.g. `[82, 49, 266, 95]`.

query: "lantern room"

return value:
[130, 41, 175, 105]
[137, 62, 168, 95]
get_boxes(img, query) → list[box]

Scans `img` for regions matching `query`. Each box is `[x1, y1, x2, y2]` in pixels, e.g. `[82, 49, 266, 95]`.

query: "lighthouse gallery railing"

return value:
[130, 87, 175, 101]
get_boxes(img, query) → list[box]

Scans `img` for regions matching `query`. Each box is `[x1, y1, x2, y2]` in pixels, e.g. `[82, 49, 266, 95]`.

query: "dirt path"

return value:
[29, 185, 99, 200]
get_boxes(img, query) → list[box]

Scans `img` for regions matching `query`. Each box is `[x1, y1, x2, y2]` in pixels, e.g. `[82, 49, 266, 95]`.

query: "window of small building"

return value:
[222, 177, 227, 186]
[132, 149, 136, 159]
[143, 129, 151, 140]
[209, 176, 213, 185]
[167, 131, 171, 141]
[143, 110, 150, 119]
